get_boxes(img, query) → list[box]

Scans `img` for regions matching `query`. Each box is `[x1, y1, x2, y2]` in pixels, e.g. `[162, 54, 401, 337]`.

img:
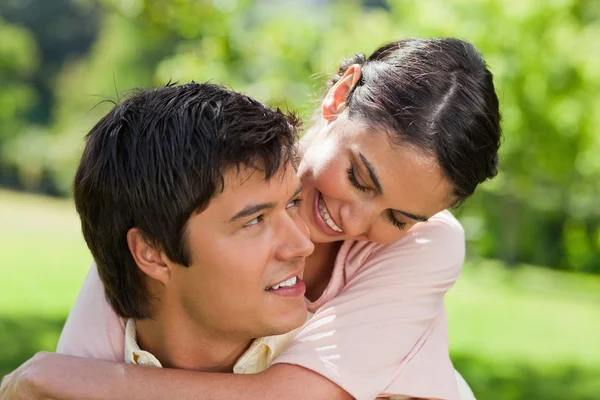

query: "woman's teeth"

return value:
[318, 195, 343, 233]
[268, 276, 298, 290]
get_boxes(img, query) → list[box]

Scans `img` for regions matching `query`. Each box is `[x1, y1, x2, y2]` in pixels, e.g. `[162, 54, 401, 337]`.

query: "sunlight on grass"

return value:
[447, 260, 600, 369]
[0, 189, 92, 317]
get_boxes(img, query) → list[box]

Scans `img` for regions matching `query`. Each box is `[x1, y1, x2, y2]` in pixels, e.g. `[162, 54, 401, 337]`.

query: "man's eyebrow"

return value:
[229, 183, 302, 222]
[358, 152, 383, 195]
[230, 202, 276, 222]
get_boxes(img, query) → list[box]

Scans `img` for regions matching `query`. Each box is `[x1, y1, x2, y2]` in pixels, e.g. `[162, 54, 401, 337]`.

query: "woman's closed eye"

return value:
[348, 163, 406, 231]
[347, 165, 369, 192]
[387, 210, 407, 231]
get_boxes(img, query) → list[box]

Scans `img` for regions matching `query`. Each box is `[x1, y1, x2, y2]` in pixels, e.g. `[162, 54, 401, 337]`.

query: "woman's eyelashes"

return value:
[348, 164, 407, 231]
[387, 210, 407, 230]
[347, 165, 369, 192]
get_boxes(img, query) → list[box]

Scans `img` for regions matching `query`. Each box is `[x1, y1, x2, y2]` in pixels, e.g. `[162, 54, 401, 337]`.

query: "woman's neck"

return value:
[303, 241, 343, 302]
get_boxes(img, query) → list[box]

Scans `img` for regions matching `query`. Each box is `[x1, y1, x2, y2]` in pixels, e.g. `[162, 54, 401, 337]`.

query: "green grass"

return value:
[0, 190, 92, 316]
[447, 260, 600, 368]
[0, 189, 92, 375]
[1, 189, 599, 399]
[446, 261, 600, 399]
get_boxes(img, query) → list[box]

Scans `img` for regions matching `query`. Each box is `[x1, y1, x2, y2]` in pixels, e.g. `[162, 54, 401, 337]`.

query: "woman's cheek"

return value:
[366, 223, 403, 244]
[314, 159, 348, 197]
[303, 138, 348, 195]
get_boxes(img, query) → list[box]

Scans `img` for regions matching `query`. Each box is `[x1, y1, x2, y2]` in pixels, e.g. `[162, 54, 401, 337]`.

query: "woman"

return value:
[1, 38, 500, 400]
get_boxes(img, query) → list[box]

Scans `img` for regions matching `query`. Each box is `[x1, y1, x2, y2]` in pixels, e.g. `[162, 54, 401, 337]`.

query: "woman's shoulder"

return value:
[344, 210, 465, 280]
[411, 209, 465, 240]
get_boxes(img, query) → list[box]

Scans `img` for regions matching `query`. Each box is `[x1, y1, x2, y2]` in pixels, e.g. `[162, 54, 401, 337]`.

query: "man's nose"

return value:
[276, 214, 315, 261]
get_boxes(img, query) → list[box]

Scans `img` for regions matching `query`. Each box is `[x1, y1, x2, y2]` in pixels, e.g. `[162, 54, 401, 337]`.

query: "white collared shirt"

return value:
[124, 318, 304, 374]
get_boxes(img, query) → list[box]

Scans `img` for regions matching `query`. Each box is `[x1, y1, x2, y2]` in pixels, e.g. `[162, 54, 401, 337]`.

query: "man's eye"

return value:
[286, 198, 303, 209]
[243, 215, 263, 227]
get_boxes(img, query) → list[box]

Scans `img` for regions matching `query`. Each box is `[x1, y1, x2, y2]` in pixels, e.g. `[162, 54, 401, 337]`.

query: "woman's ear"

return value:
[127, 228, 170, 284]
[322, 64, 362, 121]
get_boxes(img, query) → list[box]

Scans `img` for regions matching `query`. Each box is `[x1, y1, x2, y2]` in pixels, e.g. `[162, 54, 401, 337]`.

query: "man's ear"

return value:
[322, 64, 362, 122]
[127, 228, 170, 284]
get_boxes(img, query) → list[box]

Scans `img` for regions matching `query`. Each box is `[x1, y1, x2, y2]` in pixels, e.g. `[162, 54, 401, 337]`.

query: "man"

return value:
[68, 82, 313, 372]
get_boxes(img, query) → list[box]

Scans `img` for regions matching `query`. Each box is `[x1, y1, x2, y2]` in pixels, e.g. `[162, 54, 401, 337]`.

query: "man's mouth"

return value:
[266, 276, 299, 290]
[313, 191, 345, 235]
[265, 275, 306, 297]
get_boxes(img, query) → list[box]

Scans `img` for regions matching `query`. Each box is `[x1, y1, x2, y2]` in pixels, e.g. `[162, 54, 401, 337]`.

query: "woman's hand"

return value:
[0, 352, 113, 400]
[1, 352, 55, 400]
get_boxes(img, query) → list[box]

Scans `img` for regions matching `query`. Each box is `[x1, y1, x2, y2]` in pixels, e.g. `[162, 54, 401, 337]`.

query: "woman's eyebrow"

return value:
[358, 152, 383, 195]
[358, 152, 429, 222]
[394, 210, 429, 222]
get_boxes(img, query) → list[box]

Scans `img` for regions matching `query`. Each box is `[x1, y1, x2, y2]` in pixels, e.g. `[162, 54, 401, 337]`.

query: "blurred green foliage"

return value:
[0, 17, 38, 143]
[0, 0, 598, 272]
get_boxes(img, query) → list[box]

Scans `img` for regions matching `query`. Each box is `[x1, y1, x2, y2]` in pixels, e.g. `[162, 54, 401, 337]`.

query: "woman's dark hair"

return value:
[73, 82, 300, 319]
[329, 38, 501, 204]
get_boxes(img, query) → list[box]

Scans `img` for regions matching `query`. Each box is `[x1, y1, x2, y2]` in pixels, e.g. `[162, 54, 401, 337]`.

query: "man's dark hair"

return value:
[73, 82, 300, 319]
[329, 38, 502, 204]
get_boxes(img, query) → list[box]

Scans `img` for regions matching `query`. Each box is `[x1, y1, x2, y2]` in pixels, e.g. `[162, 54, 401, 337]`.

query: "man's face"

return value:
[165, 162, 314, 340]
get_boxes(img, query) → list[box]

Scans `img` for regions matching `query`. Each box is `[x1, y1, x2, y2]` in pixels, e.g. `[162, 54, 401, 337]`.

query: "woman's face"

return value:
[298, 117, 455, 244]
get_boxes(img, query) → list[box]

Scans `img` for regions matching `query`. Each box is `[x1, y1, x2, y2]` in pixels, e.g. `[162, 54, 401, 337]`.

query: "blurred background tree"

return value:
[1, 0, 599, 398]
[1, 0, 598, 273]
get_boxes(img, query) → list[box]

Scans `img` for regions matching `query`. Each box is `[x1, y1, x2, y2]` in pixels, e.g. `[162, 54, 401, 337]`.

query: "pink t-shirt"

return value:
[57, 210, 464, 400]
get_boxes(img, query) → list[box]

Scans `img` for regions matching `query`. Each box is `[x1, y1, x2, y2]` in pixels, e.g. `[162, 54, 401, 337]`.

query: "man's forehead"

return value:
[222, 161, 297, 192]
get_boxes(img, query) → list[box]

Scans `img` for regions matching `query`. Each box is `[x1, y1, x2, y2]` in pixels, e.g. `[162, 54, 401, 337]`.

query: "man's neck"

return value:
[135, 307, 252, 372]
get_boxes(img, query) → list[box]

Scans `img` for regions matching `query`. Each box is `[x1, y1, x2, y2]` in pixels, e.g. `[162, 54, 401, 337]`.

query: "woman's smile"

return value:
[312, 191, 345, 236]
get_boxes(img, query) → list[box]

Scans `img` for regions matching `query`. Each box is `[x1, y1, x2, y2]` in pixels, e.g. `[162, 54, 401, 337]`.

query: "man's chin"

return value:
[265, 307, 308, 336]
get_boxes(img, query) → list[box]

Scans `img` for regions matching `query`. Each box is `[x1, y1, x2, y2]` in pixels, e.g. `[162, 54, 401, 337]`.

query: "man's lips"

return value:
[265, 270, 302, 290]
[265, 276, 306, 298]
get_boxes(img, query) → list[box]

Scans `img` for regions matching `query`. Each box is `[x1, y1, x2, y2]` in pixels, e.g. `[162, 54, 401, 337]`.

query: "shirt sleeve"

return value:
[272, 213, 465, 400]
[56, 263, 126, 361]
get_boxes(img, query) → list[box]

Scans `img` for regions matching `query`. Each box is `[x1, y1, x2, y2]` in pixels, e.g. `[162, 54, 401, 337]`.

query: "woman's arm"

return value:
[2, 265, 351, 399]
[0, 353, 351, 400]
[56, 264, 125, 361]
